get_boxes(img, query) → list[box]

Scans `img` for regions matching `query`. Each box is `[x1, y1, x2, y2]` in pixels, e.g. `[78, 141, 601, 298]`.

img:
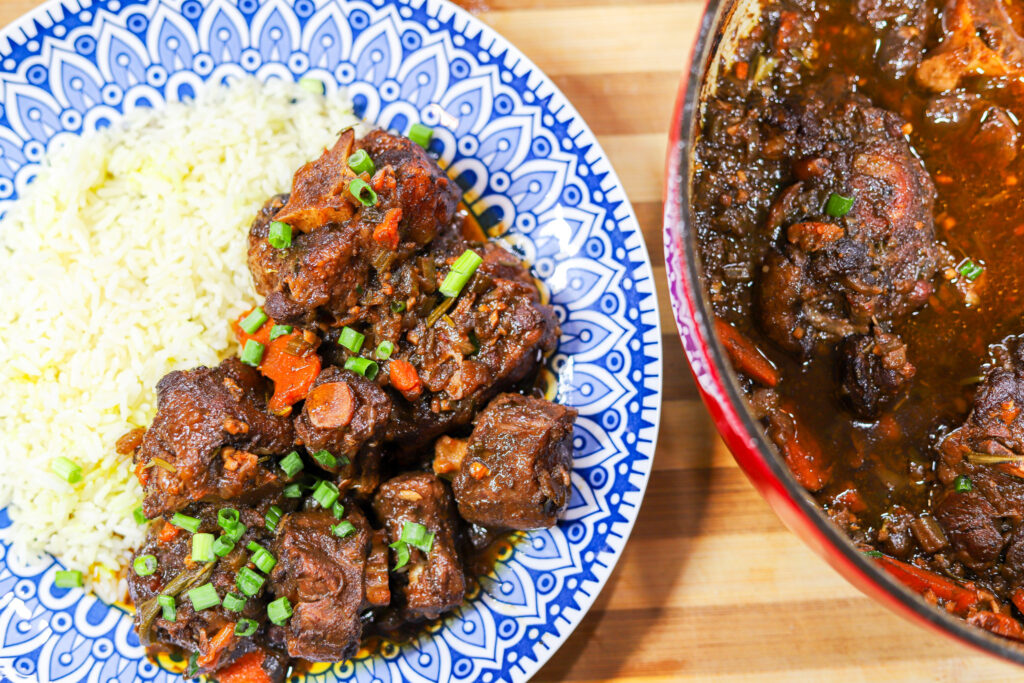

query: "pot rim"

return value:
[662, 0, 1024, 666]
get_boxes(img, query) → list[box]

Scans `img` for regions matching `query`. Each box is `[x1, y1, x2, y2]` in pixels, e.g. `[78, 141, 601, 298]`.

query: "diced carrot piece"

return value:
[872, 554, 982, 615]
[389, 359, 422, 399]
[197, 623, 235, 669]
[372, 208, 402, 250]
[216, 650, 272, 683]
[232, 311, 321, 415]
[134, 460, 151, 487]
[158, 522, 181, 544]
[968, 611, 1024, 642]
[767, 405, 830, 492]
[1013, 588, 1024, 616]
[305, 381, 354, 429]
[715, 319, 780, 387]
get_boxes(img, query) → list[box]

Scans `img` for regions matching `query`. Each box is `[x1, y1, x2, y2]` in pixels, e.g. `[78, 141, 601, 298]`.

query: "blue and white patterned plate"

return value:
[0, 0, 662, 680]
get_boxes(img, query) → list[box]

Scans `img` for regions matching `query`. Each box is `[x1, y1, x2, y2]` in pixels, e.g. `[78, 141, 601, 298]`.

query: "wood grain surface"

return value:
[2, 0, 1022, 679]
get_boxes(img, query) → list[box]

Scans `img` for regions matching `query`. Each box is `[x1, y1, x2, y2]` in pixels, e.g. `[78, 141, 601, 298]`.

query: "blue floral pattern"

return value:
[0, 1, 662, 681]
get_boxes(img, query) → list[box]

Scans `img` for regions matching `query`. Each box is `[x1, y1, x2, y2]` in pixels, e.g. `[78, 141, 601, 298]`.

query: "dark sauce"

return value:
[695, 0, 1024, 586]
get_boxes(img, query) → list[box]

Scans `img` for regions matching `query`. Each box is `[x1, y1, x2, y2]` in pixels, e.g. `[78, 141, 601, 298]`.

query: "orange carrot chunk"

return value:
[216, 650, 272, 683]
[196, 623, 235, 669]
[389, 359, 422, 399]
[232, 310, 321, 415]
[872, 554, 982, 615]
[714, 319, 780, 387]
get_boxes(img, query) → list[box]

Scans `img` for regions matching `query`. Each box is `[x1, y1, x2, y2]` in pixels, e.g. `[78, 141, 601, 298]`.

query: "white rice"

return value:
[0, 78, 360, 603]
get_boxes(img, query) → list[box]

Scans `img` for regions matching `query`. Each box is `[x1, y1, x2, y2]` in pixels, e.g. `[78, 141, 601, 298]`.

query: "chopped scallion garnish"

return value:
[218, 508, 240, 531]
[51, 457, 83, 484]
[331, 500, 345, 519]
[398, 521, 435, 553]
[251, 546, 277, 574]
[312, 449, 337, 469]
[390, 300, 406, 314]
[313, 480, 340, 509]
[236, 566, 265, 597]
[225, 522, 247, 544]
[265, 505, 283, 532]
[280, 451, 304, 478]
[134, 554, 158, 576]
[269, 324, 293, 341]
[409, 123, 433, 149]
[283, 483, 303, 498]
[191, 533, 215, 563]
[240, 307, 268, 334]
[958, 259, 984, 282]
[133, 506, 147, 525]
[267, 597, 293, 626]
[213, 535, 235, 558]
[391, 540, 411, 570]
[954, 475, 974, 492]
[338, 326, 365, 353]
[187, 583, 220, 611]
[344, 357, 379, 380]
[375, 341, 394, 360]
[54, 570, 83, 588]
[240, 339, 265, 367]
[235, 617, 259, 636]
[347, 149, 375, 176]
[825, 193, 855, 218]
[349, 178, 378, 207]
[439, 250, 483, 298]
[171, 512, 201, 534]
[332, 520, 356, 538]
[223, 592, 246, 613]
[158, 595, 176, 621]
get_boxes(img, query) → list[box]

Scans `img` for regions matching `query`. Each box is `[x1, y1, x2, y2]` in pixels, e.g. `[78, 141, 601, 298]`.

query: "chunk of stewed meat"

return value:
[269, 507, 389, 662]
[372, 473, 465, 620]
[127, 502, 285, 679]
[294, 367, 390, 496]
[837, 330, 916, 418]
[934, 492, 1006, 570]
[136, 359, 295, 518]
[247, 129, 461, 325]
[449, 394, 577, 530]
[383, 238, 560, 454]
[755, 86, 938, 358]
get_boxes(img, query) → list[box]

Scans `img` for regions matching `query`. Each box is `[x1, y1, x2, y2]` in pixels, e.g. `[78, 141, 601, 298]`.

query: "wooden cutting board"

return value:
[3, 0, 1021, 679]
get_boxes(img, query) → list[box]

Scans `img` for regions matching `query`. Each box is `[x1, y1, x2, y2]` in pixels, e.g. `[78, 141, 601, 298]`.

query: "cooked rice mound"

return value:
[0, 78, 360, 602]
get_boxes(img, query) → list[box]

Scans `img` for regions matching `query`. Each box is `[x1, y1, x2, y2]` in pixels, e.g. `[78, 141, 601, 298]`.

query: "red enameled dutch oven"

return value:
[663, 0, 1024, 666]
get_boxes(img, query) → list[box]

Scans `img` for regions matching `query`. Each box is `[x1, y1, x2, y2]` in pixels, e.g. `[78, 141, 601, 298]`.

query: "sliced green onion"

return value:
[349, 178, 378, 207]
[240, 307, 268, 335]
[439, 250, 483, 298]
[54, 570, 83, 588]
[133, 506, 147, 525]
[268, 221, 293, 249]
[375, 341, 395, 360]
[235, 618, 259, 637]
[863, 549, 884, 558]
[251, 547, 277, 574]
[390, 300, 407, 314]
[954, 475, 974, 492]
[280, 451, 304, 478]
[236, 567, 265, 597]
[344, 357, 379, 380]
[409, 123, 433, 149]
[213, 535, 235, 558]
[191, 533, 215, 563]
[299, 77, 325, 94]
[171, 512, 201, 533]
[331, 501, 346, 519]
[269, 324, 294, 341]
[958, 259, 984, 282]
[187, 583, 220, 611]
[158, 595, 176, 622]
[265, 505, 283, 532]
[240, 339, 265, 367]
[133, 557, 156, 577]
[283, 483, 303, 498]
[51, 457, 83, 484]
[225, 522, 248, 544]
[313, 480, 340, 509]
[348, 149, 375, 176]
[247, 540, 266, 553]
[186, 652, 199, 678]
[332, 520, 356, 538]
[391, 540, 410, 570]
[267, 597, 293, 626]
[825, 193, 855, 218]
[338, 326, 365, 353]
[223, 592, 246, 613]
[312, 449, 337, 469]
[218, 508, 240, 531]
[398, 521, 434, 553]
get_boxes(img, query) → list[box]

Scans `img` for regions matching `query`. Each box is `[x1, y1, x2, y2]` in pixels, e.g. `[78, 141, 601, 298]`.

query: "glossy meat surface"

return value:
[372, 473, 465, 620]
[136, 359, 295, 518]
[452, 394, 578, 529]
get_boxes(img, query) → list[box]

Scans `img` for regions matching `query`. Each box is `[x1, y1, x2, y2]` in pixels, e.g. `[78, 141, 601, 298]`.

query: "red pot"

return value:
[662, 0, 1024, 665]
